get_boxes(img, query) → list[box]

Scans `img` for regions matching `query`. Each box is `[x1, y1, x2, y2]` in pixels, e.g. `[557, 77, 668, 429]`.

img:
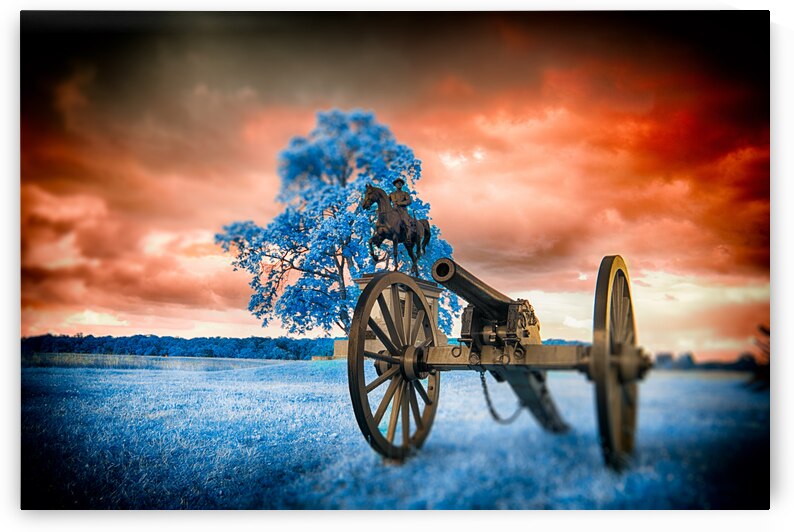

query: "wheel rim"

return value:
[592, 255, 638, 469]
[347, 272, 440, 460]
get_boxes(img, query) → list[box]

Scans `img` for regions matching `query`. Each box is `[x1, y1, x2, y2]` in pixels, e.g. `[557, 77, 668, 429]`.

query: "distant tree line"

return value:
[21, 334, 334, 360]
[653, 351, 761, 372]
[543, 338, 589, 346]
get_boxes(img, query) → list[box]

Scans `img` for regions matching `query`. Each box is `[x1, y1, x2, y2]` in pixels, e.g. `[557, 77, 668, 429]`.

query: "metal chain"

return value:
[479, 371, 523, 425]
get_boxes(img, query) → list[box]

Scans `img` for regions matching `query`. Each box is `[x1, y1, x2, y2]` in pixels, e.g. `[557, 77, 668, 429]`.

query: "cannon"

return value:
[347, 255, 653, 469]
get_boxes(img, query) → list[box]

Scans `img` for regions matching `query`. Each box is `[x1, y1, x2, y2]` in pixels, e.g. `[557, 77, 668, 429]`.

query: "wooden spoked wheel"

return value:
[347, 272, 440, 460]
[591, 255, 639, 470]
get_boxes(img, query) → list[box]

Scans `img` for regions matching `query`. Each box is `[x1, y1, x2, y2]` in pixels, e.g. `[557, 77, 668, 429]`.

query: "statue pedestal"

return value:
[331, 274, 448, 359]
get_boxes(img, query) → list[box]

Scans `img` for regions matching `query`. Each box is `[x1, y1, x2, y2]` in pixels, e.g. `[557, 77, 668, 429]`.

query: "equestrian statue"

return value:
[360, 178, 431, 276]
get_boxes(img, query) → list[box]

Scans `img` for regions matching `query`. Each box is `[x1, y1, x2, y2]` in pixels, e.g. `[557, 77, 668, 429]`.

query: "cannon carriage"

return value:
[347, 255, 652, 469]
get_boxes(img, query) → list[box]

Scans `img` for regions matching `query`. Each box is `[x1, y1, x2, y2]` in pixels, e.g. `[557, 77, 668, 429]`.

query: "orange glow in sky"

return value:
[21, 12, 769, 361]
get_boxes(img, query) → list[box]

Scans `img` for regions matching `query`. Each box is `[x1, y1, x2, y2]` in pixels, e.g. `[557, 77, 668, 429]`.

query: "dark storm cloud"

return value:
[22, 11, 768, 118]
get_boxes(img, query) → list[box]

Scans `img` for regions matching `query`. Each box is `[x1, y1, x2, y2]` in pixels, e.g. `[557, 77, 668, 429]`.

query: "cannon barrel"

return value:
[431, 258, 516, 321]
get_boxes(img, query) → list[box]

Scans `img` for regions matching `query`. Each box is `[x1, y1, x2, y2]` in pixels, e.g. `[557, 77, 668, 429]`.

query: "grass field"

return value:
[21, 357, 769, 509]
[22, 352, 283, 371]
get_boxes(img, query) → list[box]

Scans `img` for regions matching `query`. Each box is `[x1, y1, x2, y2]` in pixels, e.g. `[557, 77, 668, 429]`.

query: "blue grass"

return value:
[21, 360, 769, 509]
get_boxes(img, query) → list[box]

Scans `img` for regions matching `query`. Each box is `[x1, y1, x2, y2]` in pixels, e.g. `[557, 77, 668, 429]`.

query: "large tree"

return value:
[216, 109, 460, 335]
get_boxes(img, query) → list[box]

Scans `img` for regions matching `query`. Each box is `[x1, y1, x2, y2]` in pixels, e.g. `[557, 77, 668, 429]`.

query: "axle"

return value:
[423, 343, 591, 372]
[419, 342, 649, 383]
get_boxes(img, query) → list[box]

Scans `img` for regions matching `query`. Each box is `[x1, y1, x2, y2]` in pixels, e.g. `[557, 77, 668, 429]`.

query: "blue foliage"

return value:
[216, 109, 461, 335]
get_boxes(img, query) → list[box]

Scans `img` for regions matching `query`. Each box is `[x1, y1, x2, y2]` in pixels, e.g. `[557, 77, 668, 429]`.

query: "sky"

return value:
[20, 12, 770, 361]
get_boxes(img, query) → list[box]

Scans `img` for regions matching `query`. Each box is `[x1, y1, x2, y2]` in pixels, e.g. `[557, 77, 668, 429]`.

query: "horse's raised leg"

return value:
[370, 235, 388, 267]
[369, 237, 378, 264]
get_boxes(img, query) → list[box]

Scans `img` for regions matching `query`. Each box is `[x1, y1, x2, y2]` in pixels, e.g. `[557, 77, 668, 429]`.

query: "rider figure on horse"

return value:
[389, 177, 414, 245]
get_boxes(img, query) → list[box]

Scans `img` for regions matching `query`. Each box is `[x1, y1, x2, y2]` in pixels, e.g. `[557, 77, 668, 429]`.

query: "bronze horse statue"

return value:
[361, 184, 431, 275]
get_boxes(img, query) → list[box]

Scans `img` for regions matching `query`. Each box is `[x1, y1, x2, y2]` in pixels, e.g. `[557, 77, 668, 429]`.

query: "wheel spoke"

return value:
[363, 349, 400, 365]
[386, 382, 404, 443]
[368, 317, 400, 356]
[366, 365, 400, 393]
[610, 299, 618, 335]
[403, 291, 413, 347]
[612, 280, 623, 341]
[413, 379, 433, 405]
[373, 376, 401, 425]
[625, 326, 635, 346]
[391, 285, 406, 346]
[613, 279, 627, 352]
[621, 296, 631, 345]
[408, 382, 424, 431]
[401, 382, 410, 447]
[377, 294, 404, 349]
[410, 309, 425, 346]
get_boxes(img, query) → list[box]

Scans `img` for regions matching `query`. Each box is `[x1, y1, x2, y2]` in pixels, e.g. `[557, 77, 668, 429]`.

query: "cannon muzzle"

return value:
[431, 258, 516, 321]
